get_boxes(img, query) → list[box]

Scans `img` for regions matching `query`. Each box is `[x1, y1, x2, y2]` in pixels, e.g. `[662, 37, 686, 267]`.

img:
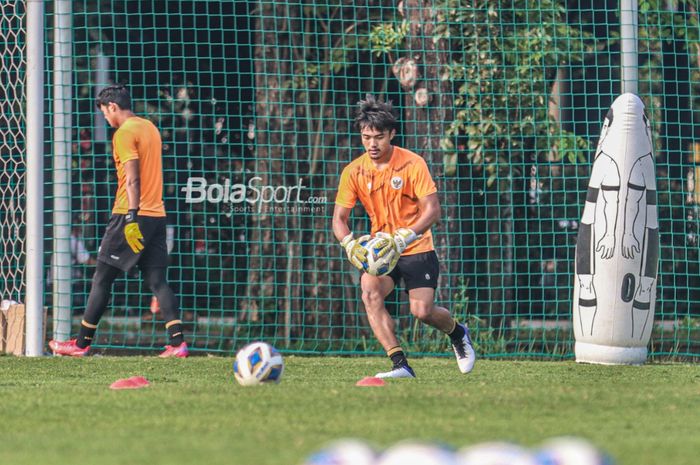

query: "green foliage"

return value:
[368, 1, 590, 178]
[434, 0, 590, 175]
[639, 0, 700, 42]
[551, 130, 591, 164]
[638, 0, 700, 98]
[288, 4, 378, 95]
[369, 20, 409, 57]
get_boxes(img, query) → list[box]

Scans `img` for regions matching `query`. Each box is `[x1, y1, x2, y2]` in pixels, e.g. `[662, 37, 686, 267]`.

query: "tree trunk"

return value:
[246, 2, 300, 328]
[249, 2, 383, 345]
[401, 1, 462, 306]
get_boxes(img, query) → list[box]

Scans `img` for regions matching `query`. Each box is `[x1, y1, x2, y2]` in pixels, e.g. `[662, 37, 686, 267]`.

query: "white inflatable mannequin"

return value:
[623, 152, 659, 339]
[573, 93, 659, 364]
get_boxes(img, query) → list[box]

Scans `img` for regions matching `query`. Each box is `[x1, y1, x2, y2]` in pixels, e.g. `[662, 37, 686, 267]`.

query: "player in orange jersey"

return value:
[332, 95, 475, 378]
[49, 85, 187, 358]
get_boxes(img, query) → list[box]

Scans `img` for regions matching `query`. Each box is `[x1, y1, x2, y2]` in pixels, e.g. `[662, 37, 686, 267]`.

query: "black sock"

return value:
[448, 320, 466, 342]
[387, 346, 408, 368]
[76, 320, 97, 349]
[143, 267, 184, 346]
[166, 320, 185, 346]
[78, 261, 121, 349]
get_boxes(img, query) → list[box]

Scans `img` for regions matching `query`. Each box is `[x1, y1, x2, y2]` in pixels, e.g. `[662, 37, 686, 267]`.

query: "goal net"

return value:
[0, 1, 26, 307]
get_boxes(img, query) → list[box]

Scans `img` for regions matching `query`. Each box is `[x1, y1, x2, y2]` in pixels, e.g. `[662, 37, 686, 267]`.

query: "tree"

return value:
[371, 0, 587, 327]
[247, 1, 390, 346]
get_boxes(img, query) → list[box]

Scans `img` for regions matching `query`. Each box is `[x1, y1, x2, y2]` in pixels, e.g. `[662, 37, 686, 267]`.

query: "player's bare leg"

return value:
[361, 273, 415, 378]
[409, 287, 475, 373]
[407, 288, 454, 331]
[360, 273, 397, 348]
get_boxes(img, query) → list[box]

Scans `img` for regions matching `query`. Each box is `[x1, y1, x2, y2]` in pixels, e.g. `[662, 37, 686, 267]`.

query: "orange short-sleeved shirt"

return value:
[111, 116, 166, 217]
[335, 146, 437, 255]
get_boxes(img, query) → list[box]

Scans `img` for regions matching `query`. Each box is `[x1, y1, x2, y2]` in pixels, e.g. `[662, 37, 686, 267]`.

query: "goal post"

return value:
[620, 0, 639, 94]
[0, 2, 26, 310]
[0, 0, 73, 355]
[51, 0, 73, 343]
[24, 0, 45, 356]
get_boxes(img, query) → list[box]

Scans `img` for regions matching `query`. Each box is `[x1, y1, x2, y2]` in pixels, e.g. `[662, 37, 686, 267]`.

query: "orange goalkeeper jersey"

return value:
[111, 116, 166, 217]
[335, 146, 437, 255]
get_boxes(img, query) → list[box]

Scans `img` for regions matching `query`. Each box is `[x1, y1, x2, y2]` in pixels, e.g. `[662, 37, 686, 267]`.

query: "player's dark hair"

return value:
[95, 84, 132, 110]
[354, 94, 398, 132]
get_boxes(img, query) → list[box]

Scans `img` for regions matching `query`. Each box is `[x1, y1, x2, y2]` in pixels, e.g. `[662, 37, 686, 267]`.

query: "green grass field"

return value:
[0, 355, 698, 465]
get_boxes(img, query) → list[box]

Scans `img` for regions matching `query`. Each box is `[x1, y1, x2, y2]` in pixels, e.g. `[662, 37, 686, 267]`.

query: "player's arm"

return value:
[123, 159, 144, 253]
[332, 204, 353, 243]
[124, 159, 141, 211]
[332, 203, 369, 270]
[333, 167, 370, 270]
[412, 192, 441, 235]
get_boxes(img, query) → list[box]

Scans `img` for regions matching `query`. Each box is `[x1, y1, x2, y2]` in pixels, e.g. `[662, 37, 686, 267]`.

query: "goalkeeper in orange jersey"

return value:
[332, 94, 475, 378]
[49, 84, 187, 358]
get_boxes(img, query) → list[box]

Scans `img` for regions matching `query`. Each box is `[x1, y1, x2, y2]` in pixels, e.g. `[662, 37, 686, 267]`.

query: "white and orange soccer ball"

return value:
[233, 341, 284, 386]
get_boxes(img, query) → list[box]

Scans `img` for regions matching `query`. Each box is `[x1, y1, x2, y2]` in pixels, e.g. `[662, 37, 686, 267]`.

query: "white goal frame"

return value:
[24, 0, 45, 356]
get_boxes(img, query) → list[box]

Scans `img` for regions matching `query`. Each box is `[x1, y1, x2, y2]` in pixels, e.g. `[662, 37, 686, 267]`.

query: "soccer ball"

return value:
[535, 437, 614, 465]
[233, 341, 284, 386]
[377, 441, 458, 465]
[456, 441, 541, 465]
[361, 236, 398, 277]
[302, 439, 376, 465]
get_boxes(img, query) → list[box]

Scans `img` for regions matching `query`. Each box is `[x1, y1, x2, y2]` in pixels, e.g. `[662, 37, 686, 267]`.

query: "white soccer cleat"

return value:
[375, 365, 416, 379]
[452, 324, 476, 374]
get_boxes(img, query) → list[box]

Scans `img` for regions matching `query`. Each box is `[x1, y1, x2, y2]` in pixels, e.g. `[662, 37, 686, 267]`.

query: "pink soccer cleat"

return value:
[159, 342, 189, 358]
[48, 339, 90, 357]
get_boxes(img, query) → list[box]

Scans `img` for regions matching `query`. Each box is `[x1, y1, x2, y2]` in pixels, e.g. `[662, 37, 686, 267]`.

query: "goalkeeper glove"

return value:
[376, 228, 421, 256]
[124, 209, 145, 254]
[340, 233, 370, 270]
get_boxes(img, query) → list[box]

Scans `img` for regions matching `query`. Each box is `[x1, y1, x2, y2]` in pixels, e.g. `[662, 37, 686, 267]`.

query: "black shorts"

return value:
[387, 250, 440, 293]
[97, 214, 168, 272]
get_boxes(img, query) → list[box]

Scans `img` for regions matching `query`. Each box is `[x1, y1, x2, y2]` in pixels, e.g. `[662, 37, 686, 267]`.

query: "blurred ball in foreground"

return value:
[302, 438, 376, 465]
[377, 441, 457, 465]
[457, 441, 542, 465]
[536, 436, 614, 465]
